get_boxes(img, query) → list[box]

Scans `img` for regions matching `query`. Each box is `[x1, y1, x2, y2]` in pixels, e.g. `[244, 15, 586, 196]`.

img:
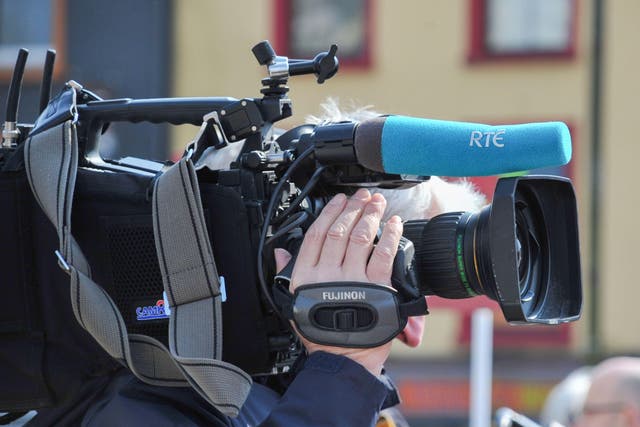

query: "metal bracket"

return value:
[66, 80, 83, 125]
[187, 111, 228, 155]
[1, 122, 20, 147]
[55, 250, 71, 274]
[268, 56, 290, 79]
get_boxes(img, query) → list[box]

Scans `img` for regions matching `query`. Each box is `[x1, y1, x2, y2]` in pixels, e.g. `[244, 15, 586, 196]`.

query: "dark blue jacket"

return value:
[29, 352, 390, 427]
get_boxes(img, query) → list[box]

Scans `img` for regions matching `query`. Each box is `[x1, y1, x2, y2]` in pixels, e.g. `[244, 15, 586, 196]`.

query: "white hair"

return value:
[306, 97, 379, 125]
[374, 177, 486, 222]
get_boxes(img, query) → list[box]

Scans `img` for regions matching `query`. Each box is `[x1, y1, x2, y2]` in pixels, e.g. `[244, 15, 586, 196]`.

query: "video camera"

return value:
[0, 41, 581, 414]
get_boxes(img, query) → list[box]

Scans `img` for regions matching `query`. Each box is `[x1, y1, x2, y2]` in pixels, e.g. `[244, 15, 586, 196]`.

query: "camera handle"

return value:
[26, 41, 340, 169]
[8, 39, 341, 158]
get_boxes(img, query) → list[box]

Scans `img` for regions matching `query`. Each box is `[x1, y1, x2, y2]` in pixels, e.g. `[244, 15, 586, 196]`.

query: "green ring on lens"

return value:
[456, 232, 478, 297]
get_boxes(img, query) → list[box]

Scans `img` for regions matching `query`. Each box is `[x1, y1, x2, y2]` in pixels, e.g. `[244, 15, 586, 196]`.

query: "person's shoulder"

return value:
[81, 371, 231, 427]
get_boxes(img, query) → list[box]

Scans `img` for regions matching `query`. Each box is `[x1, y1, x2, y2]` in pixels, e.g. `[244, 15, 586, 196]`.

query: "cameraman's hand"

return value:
[275, 189, 403, 376]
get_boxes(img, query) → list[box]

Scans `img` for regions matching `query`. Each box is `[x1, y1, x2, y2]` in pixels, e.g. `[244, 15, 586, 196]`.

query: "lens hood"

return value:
[491, 175, 582, 324]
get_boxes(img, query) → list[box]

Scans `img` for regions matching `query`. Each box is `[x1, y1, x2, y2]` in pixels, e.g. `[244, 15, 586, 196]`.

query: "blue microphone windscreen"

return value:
[380, 116, 572, 176]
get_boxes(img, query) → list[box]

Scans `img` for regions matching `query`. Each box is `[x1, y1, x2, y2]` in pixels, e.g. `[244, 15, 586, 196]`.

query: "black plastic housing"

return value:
[491, 175, 582, 324]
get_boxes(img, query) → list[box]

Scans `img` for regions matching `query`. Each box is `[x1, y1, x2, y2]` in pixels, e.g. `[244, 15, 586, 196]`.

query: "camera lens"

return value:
[516, 224, 531, 299]
[402, 196, 547, 304]
[517, 221, 531, 289]
[402, 176, 581, 324]
[403, 210, 490, 299]
[512, 195, 547, 315]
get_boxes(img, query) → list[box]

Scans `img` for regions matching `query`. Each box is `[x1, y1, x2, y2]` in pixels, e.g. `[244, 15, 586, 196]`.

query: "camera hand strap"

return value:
[24, 116, 191, 388]
[273, 280, 428, 348]
[152, 156, 252, 416]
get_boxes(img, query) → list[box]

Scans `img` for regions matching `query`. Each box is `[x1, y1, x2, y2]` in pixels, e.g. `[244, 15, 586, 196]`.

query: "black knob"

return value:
[252, 40, 276, 65]
[243, 151, 267, 169]
[314, 44, 339, 84]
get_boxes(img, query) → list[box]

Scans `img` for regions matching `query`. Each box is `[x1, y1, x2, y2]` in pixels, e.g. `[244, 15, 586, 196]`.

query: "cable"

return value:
[265, 211, 309, 246]
[271, 165, 326, 225]
[256, 146, 316, 316]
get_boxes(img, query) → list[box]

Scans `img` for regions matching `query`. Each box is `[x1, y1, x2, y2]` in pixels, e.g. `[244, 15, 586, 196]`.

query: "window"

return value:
[469, 0, 577, 62]
[0, 0, 65, 80]
[274, 0, 373, 68]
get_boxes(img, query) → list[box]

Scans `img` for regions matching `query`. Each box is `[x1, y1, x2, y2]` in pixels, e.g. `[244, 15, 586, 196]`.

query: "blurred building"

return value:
[169, 3, 639, 423]
[0, 0, 173, 160]
[1, 0, 639, 425]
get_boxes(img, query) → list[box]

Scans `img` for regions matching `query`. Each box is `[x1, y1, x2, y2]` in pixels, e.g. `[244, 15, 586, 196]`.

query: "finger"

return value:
[296, 193, 347, 267]
[317, 189, 371, 267]
[274, 248, 293, 273]
[366, 215, 403, 284]
[342, 193, 386, 274]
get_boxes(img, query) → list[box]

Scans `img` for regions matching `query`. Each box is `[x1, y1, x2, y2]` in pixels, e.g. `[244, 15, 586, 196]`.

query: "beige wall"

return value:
[599, 0, 640, 352]
[172, 1, 640, 356]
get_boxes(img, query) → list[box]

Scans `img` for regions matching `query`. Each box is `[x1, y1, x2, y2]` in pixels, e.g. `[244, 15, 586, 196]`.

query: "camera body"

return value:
[0, 42, 582, 415]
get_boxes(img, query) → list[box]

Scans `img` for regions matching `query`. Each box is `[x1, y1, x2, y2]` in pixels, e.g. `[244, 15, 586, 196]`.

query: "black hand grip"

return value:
[77, 97, 239, 126]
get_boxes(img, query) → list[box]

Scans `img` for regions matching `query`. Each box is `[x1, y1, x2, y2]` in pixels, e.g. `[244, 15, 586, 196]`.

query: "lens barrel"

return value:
[402, 176, 582, 324]
[403, 212, 479, 299]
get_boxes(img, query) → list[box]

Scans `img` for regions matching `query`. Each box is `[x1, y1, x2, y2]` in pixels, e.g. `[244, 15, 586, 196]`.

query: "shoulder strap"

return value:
[152, 156, 252, 414]
[24, 120, 186, 386]
[24, 85, 251, 416]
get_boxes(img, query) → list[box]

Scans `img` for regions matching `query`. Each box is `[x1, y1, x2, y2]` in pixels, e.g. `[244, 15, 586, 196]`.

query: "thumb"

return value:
[274, 248, 293, 273]
[397, 311, 426, 348]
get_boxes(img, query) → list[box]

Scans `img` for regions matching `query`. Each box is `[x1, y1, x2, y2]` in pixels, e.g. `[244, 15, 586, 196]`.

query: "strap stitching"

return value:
[72, 270, 86, 329]
[153, 163, 249, 411]
[166, 261, 217, 280]
[152, 179, 177, 355]
[153, 178, 175, 305]
[178, 361, 252, 386]
[178, 162, 215, 299]
[25, 137, 46, 214]
[174, 305, 179, 356]
[94, 278, 127, 361]
[63, 127, 75, 264]
[178, 162, 218, 358]
[128, 338, 186, 383]
[55, 125, 66, 233]
[65, 125, 76, 264]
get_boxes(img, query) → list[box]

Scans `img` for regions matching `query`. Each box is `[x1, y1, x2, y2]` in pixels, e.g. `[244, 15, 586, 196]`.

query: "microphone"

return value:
[353, 116, 572, 176]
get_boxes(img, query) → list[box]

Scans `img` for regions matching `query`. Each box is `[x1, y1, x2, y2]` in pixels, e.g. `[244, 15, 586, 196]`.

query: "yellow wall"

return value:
[599, 0, 640, 352]
[173, 2, 589, 123]
[172, 0, 640, 356]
